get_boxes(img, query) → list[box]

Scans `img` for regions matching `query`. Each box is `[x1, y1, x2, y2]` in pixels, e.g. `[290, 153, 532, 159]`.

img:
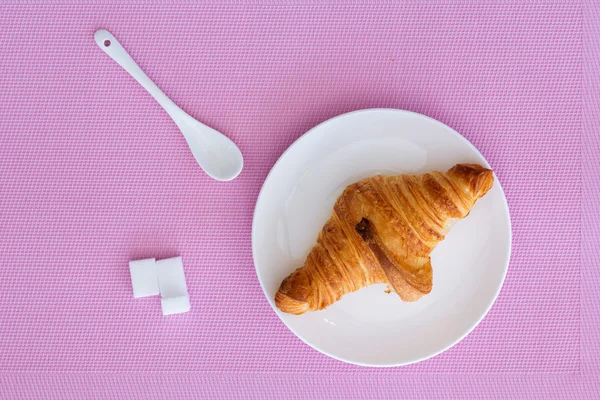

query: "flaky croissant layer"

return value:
[275, 164, 494, 315]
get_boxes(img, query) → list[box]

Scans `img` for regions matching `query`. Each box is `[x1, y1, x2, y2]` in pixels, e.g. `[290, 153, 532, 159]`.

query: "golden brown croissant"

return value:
[275, 164, 494, 315]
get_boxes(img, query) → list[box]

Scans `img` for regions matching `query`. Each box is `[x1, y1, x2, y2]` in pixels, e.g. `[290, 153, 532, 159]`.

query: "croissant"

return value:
[275, 164, 494, 315]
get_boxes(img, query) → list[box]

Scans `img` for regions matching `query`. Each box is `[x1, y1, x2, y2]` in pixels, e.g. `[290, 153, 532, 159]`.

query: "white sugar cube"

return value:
[129, 258, 159, 298]
[156, 256, 188, 298]
[161, 295, 191, 315]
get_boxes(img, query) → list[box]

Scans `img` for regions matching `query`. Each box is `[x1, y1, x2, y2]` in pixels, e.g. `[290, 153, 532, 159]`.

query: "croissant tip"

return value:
[275, 290, 309, 315]
[450, 163, 494, 197]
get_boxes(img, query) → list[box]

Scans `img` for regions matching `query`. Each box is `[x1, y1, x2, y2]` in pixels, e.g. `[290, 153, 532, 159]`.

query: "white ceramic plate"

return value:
[252, 109, 511, 367]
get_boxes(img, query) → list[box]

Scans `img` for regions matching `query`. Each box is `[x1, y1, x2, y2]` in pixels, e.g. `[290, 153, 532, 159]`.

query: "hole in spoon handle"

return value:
[94, 29, 120, 57]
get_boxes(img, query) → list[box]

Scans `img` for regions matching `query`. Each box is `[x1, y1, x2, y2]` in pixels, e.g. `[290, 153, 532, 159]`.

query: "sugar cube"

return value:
[161, 295, 191, 316]
[156, 256, 188, 298]
[129, 258, 159, 298]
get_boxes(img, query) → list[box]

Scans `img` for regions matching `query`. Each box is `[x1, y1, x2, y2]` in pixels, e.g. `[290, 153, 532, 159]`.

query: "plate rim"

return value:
[252, 108, 512, 367]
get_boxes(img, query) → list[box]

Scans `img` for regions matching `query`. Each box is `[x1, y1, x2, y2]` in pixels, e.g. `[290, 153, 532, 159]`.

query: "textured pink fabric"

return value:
[0, 1, 596, 398]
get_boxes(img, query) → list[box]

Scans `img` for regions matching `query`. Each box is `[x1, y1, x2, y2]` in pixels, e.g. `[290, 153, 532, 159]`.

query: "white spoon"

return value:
[94, 29, 243, 181]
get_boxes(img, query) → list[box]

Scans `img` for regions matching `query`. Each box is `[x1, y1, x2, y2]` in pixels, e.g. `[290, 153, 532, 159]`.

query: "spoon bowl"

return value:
[175, 113, 243, 181]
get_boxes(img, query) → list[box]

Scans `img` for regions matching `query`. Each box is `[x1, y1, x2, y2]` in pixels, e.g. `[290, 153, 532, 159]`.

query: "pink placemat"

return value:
[0, 1, 597, 398]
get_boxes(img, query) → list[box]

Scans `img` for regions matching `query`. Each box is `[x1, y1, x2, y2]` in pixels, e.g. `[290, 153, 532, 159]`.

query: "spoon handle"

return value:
[94, 29, 182, 121]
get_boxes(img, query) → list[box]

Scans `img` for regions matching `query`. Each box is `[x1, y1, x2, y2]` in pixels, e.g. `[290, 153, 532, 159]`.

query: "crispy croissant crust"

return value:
[275, 164, 494, 315]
